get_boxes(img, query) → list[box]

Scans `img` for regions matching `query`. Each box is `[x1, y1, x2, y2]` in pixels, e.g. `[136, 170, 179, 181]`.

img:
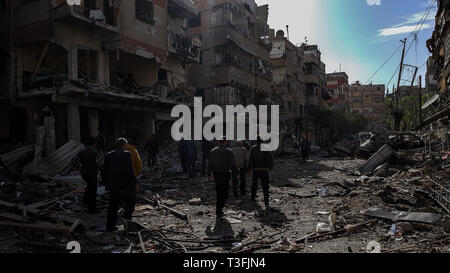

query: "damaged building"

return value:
[0, 0, 201, 152]
[348, 81, 386, 132]
[326, 72, 350, 112]
[269, 29, 305, 138]
[427, 0, 450, 93]
[187, 0, 272, 108]
[301, 44, 329, 144]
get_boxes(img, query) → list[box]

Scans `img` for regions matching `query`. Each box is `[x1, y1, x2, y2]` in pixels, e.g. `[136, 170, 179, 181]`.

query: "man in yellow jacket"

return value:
[124, 142, 142, 177]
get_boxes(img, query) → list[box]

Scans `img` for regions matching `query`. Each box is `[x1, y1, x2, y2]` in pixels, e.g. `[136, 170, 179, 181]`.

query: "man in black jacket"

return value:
[207, 137, 238, 218]
[249, 137, 274, 209]
[102, 138, 137, 232]
[77, 137, 99, 214]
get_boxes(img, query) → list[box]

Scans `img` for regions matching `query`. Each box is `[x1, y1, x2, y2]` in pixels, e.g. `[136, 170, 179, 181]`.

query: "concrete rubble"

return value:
[1, 132, 449, 253]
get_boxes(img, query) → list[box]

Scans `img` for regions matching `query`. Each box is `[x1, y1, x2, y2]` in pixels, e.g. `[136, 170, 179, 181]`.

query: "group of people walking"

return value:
[207, 137, 274, 219]
[77, 135, 143, 232]
[78, 133, 312, 228]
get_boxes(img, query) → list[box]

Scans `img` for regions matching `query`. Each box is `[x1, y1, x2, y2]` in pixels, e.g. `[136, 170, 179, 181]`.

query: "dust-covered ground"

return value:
[1, 155, 449, 253]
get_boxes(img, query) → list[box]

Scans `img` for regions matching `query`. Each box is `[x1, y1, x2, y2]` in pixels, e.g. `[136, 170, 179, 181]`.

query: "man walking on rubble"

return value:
[144, 134, 159, 168]
[102, 138, 137, 232]
[249, 136, 274, 210]
[231, 141, 249, 198]
[208, 137, 238, 218]
[77, 137, 100, 214]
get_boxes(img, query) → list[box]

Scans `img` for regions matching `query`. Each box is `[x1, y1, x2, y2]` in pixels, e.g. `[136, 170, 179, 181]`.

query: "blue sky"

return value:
[255, 0, 437, 92]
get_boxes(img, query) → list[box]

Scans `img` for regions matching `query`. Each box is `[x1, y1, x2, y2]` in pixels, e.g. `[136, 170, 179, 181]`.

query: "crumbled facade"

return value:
[348, 81, 386, 130]
[270, 29, 305, 137]
[187, 0, 272, 107]
[301, 44, 328, 144]
[326, 72, 350, 112]
[426, 0, 450, 93]
[0, 0, 200, 150]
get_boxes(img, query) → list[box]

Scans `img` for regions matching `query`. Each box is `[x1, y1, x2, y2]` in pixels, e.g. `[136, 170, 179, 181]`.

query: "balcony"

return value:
[168, 0, 198, 18]
[168, 32, 201, 63]
[53, 4, 118, 34]
[304, 53, 321, 66]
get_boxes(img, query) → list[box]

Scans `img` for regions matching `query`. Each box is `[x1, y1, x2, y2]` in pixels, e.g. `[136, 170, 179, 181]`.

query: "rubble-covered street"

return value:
[2, 0, 450, 260]
[1, 147, 449, 253]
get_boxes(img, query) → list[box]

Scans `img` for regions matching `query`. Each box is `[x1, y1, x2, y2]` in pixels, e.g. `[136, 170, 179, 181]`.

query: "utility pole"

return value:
[286, 25, 290, 40]
[419, 75, 423, 127]
[394, 38, 407, 132]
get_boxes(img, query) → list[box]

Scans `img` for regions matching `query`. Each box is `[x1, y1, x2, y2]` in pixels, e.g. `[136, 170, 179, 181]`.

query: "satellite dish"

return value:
[422, 94, 440, 110]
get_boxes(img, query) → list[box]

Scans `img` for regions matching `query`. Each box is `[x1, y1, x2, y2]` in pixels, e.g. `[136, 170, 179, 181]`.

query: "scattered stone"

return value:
[188, 198, 202, 206]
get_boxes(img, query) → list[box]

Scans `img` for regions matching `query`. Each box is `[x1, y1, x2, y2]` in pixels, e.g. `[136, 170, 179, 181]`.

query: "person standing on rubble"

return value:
[249, 136, 274, 210]
[144, 134, 159, 168]
[300, 137, 310, 163]
[124, 137, 143, 177]
[208, 137, 238, 218]
[201, 139, 214, 175]
[179, 138, 197, 174]
[102, 138, 137, 232]
[77, 137, 100, 214]
[231, 141, 249, 197]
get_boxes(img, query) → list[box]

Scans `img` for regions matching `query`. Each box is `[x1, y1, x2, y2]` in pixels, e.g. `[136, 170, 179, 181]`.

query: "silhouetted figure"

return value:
[145, 134, 159, 168]
[249, 137, 274, 209]
[102, 138, 137, 232]
[301, 137, 310, 163]
[231, 141, 249, 197]
[77, 137, 99, 214]
[179, 139, 197, 174]
[201, 139, 215, 175]
[208, 137, 238, 218]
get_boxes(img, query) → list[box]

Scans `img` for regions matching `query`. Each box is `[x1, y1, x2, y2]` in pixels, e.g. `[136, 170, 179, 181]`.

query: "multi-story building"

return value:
[426, 0, 450, 93]
[348, 81, 385, 130]
[270, 29, 304, 136]
[326, 72, 349, 112]
[301, 44, 329, 143]
[0, 0, 200, 149]
[187, 0, 272, 107]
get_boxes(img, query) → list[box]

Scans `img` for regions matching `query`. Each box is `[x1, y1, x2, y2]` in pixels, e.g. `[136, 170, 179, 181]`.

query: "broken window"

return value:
[103, 0, 117, 26]
[188, 13, 201, 28]
[208, 86, 237, 105]
[211, 9, 227, 27]
[136, 0, 154, 25]
[77, 49, 98, 82]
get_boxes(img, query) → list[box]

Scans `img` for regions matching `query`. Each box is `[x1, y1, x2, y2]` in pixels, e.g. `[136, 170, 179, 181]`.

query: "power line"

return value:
[386, 0, 436, 89]
[366, 0, 436, 85]
[365, 44, 402, 84]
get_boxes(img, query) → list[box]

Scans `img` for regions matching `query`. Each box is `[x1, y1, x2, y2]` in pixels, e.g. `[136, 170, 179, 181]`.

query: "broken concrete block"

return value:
[359, 145, 395, 175]
[188, 198, 202, 205]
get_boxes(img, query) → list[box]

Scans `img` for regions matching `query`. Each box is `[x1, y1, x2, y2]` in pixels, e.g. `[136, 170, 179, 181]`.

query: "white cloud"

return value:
[377, 23, 432, 37]
[367, 0, 381, 6]
[392, 8, 436, 28]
